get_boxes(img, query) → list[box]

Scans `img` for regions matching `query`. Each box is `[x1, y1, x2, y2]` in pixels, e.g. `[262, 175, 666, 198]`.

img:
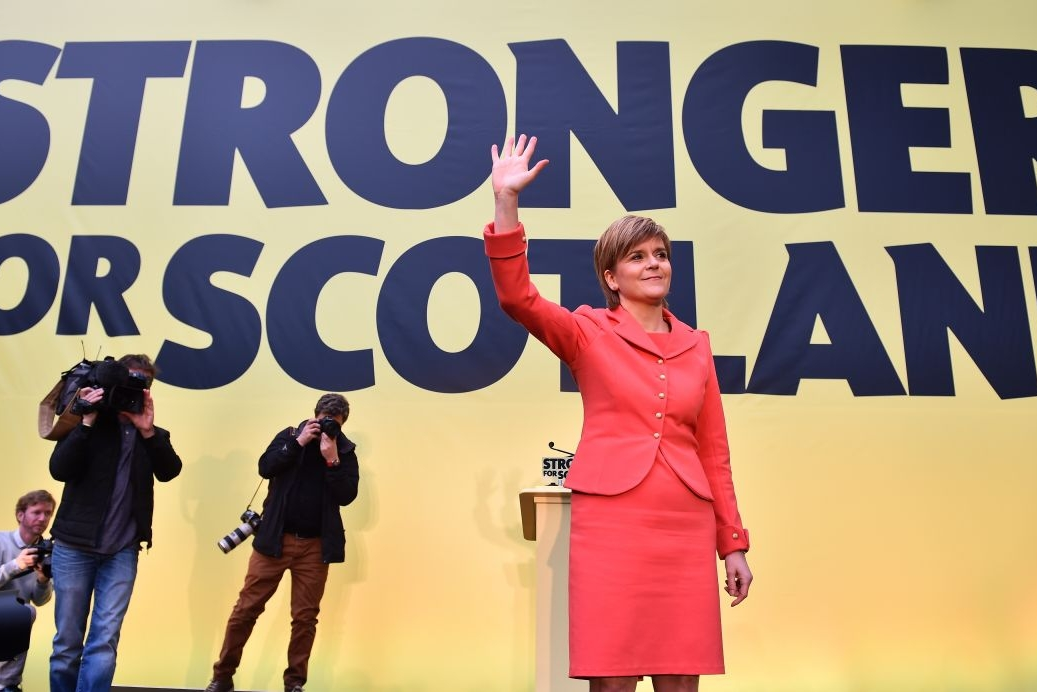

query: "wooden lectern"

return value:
[519, 486, 584, 691]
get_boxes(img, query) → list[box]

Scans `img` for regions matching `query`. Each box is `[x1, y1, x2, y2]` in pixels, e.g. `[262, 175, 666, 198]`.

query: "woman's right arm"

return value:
[485, 136, 586, 363]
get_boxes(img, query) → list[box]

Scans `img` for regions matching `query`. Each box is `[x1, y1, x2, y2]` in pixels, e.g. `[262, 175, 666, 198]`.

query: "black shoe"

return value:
[204, 679, 234, 692]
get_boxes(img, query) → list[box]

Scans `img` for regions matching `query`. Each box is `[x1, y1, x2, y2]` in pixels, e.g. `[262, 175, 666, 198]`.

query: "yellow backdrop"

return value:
[3, 1, 1037, 690]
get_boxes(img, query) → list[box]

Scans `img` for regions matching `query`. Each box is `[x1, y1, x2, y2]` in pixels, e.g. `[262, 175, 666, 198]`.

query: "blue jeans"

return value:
[50, 544, 139, 692]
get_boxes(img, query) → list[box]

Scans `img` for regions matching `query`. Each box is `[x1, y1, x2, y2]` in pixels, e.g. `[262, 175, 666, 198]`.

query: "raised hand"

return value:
[491, 134, 549, 197]
[491, 134, 549, 231]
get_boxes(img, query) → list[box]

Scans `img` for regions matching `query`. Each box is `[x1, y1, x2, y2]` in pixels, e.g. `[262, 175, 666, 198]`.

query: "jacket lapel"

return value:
[609, 306, 701, 358]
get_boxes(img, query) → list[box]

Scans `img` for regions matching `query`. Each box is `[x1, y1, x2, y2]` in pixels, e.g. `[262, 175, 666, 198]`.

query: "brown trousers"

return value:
[212, 534, 329, 688]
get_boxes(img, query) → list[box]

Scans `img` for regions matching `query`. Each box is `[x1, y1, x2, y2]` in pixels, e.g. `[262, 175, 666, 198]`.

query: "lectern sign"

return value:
[541, 456, 572, 484]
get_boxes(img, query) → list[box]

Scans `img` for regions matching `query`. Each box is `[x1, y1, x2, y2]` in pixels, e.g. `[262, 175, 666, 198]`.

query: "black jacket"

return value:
[49, 418, 183, 550]
[252, 422, 360, 564]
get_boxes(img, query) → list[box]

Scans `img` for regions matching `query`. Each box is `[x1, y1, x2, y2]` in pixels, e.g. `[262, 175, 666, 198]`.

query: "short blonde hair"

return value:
[592, 215, 672, 309]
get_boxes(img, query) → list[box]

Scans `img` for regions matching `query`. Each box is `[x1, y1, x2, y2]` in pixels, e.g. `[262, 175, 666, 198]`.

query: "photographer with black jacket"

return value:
[47, 353, 182, 692]
[205, 393, 360, 692]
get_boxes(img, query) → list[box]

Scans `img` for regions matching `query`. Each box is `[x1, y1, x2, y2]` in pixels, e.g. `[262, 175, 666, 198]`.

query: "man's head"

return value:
[314, 393, 349, 423]
[15, 489, 56, 543]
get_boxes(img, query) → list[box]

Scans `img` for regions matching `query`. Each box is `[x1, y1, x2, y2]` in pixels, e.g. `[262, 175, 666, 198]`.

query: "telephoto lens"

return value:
[217, 510, 262, 554]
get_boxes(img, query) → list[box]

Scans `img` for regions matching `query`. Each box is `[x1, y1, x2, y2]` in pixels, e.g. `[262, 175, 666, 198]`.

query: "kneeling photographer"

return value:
[47, 354, 183, 692]
[0, 490, 56, 692]
[205, 393, 360, 692]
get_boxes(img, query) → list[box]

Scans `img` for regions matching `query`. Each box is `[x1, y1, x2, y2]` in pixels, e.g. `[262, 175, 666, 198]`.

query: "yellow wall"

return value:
[3, 1, 1037, 690]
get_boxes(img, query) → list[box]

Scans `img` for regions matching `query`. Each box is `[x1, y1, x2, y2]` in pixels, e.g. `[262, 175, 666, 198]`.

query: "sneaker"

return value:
[285, 686, 304, 692]
[204, 679, 234, 692]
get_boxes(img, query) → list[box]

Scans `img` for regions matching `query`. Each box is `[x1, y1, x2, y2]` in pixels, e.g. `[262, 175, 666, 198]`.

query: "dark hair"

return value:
[118, 353, 158, 380]
[16, 489, 56, 515]
[592, 215, 672, 310]
[314, 393, 350, 421]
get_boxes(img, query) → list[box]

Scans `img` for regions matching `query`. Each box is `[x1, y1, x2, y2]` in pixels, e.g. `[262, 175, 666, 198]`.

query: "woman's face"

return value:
[603, 238, 671, 306]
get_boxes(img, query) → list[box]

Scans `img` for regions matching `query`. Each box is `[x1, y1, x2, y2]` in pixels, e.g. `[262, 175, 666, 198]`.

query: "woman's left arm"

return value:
[695, 332, 750, 557]
[723, 550, 753, 606]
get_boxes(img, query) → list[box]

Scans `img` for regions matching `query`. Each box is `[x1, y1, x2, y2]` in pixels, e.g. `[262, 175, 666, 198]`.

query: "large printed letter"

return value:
[267, 236, 382, 390]
[378, 237, 527, 392]
[56, 236, 140, 335]
[842, 45, 972, 213]
[57, 41, 190, 205]
[748, 242, 904, 395]
[961, 48, 1037, 215]
[175, 41, 326, 207]
[889, 244, 1036, 398]
[684, 41, 843, 214]
[156, 235, 264, 389]
[0, 41, 60, 204]
[512, 40, 674, 211]
[326, 38, 505, 209]
[0, 234, 59, 335]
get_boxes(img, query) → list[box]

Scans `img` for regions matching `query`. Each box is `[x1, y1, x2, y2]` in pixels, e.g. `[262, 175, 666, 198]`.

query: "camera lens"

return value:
[217, 522, 256, 554]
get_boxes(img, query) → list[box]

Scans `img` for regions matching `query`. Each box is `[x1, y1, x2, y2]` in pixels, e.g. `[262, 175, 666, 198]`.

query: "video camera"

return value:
[68, 357, 151, 415]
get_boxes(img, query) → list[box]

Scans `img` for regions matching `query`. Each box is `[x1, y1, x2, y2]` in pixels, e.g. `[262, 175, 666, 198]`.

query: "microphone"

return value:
[547, 441, 574, 457]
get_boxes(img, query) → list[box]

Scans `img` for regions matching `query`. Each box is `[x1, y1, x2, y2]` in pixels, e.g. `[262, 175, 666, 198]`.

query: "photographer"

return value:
[205, 393, 360, 692]
[47, 354, 182, 692]
[0, 490, 56, 692]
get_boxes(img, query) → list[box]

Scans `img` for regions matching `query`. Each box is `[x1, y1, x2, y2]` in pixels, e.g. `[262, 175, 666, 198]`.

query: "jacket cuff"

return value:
[483, 222, 527, 259]
[716, 525, 750, 558]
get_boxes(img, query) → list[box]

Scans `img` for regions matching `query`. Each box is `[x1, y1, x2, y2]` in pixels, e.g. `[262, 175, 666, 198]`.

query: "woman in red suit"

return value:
[484, 135, 753, 692]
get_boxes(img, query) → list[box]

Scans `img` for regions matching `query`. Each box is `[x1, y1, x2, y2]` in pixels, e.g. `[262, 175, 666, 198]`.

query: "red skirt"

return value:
[568, 453, 723, 678]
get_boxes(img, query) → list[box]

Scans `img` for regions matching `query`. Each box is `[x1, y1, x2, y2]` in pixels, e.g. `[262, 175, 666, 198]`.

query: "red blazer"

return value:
[485, 222, 750, 557]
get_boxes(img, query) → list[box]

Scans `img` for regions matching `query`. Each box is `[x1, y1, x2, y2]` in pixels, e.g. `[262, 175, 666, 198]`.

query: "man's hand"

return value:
[123, 390, 156, 438]
[77, 386, 105, 426]
[296, 419, 322, 447]
[320, 432, 339, 467]
[14, 546, 38, 571]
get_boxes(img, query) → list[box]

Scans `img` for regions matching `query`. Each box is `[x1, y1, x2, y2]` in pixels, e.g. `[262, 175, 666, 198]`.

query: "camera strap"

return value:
[245, 478, 265, 512]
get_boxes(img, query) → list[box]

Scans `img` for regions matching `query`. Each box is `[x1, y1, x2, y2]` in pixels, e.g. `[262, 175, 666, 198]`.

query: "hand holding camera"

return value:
[297, 416, 341, 447]
[122, 389, 156, 438]
[13, 540, 54, 580]
[74, 387, 106, 426]
[15, 546, 38, 572]
[296, 419, 323, 447]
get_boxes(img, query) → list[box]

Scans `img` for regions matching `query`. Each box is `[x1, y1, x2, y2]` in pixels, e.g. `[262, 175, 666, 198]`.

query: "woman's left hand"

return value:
[723, 550, 753, 606]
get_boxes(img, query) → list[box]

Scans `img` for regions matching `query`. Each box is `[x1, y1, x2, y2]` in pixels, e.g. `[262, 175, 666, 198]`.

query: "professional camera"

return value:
[217, 509, 262, 554]
[13, 538, 54, 581]
[318, 416, 341, 439]
[34, 539, 54, 579]
[69, 357, 149, 415]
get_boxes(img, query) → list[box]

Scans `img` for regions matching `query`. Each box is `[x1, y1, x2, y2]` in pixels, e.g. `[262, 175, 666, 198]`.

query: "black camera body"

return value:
[34, 538, 54, 579]
[68, 357, 149, 416]
[217, 509, 263, 554]
[318, 416, 341, 439]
